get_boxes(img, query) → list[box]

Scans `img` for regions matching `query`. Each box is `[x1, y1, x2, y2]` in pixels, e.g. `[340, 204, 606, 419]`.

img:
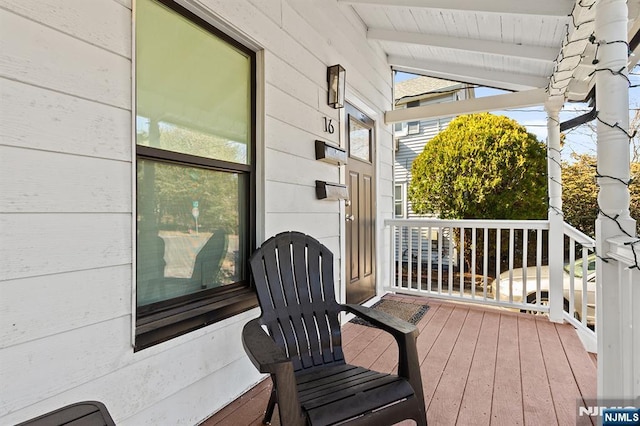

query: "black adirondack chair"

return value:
[242, 231, 427, 425]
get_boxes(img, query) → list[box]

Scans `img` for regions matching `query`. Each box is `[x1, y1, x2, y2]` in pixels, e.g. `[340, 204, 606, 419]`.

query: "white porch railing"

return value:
[385, 218, 597, 348]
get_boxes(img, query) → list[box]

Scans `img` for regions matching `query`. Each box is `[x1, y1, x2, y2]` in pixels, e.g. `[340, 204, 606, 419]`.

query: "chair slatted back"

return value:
[249, 232, 344, 372]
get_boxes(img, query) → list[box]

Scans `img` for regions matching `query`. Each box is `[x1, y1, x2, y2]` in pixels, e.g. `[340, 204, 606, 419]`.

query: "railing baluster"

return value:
[569, 237, 576, 316]
[536, 229, 542, 305]
[408, 226, 413, 290]
[438, 227, 443, 295]
[496, 228, 501, 303]
[397, 225, 403, 288]
[483, 227, 488, 300]
[459, 227, 465, 298]
[427, 226, 432, 292]
[581, 246, 588, 326]
[508, 228, 514, 303]
[417, 226, 422, 292]
[472, 227, 477, 299]
[448, 226, 454, 296]
[522, 229, 528, 304]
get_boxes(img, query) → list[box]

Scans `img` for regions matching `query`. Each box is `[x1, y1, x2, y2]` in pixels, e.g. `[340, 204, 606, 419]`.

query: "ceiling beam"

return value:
[368, 28, 558, 62]
[388, 55, 550, 91]
[385, 88, 549, 124]
[367, 28, 559, 62]
[338, 0, 573, 17]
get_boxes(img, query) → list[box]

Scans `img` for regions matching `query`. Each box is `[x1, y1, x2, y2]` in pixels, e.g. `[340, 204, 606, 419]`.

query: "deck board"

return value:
[202, 297, 596, 426]
[427, 308, 483, 425]
[536, 317, 586, 426]
[456, 310, 500, 426]
[518, 315, 558, 426]
[492, 313, 524, 425]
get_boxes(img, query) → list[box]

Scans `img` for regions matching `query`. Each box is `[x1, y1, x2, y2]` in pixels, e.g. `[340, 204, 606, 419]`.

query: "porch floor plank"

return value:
[518, 315, 558, 426]
[426, 308, 483, 425]
[491, 313, 524, 425]
[201, 297, 596, 426]
[456, 308, 500, 426]
[536, 317, 589, 426]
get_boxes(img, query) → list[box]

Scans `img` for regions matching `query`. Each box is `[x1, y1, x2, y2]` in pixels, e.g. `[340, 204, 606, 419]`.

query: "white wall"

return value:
[0, 0, 393, 424]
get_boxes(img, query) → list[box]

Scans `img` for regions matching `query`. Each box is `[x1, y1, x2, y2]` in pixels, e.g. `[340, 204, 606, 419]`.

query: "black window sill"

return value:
[135, 283, 258, 351]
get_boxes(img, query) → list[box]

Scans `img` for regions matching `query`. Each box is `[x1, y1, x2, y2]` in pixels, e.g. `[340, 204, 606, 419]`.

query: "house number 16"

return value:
[323, 117, 335, 134]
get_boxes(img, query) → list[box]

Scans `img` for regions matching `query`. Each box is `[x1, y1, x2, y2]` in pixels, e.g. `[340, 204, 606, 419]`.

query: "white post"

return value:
[546, 96, 565, 323]
[594, 0, 636, 401]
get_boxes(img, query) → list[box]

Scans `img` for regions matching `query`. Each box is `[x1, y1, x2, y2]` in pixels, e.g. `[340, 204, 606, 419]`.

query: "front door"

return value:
[345, 103, 376, 304]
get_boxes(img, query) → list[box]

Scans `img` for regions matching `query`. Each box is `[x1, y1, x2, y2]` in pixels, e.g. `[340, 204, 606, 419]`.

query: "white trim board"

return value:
[385, 88, 549, 124]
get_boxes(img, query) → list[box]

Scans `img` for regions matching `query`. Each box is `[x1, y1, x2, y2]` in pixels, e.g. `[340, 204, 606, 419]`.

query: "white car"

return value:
[490, 256, 596, 325]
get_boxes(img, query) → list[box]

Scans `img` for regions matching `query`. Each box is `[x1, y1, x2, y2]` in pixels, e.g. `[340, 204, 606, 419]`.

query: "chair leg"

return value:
[262, 387, 277, 425]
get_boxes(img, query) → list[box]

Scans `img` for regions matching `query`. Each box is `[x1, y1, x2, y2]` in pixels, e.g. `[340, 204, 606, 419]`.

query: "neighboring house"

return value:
[393, 77, 474, 267]
[393, 76, 474, 219]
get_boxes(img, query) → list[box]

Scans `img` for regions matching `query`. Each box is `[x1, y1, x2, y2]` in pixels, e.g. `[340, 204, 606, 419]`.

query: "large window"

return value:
[135, 0, 256, 349]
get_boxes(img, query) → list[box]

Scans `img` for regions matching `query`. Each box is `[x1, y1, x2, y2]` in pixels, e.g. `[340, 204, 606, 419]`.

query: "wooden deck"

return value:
[204, 295, 596, 426]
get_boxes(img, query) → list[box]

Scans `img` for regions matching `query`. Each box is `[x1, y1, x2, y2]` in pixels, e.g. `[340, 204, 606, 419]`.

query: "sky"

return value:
[395, 70, 640, 162]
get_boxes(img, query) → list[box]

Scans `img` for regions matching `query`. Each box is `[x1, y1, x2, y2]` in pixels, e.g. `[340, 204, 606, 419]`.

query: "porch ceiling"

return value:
[339, 0, 640, 101]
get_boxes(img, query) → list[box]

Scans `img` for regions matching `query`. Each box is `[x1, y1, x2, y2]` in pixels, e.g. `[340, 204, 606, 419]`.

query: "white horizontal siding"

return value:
[0, 266, 131, 348]
[266, 148, 339, 186]
[0, 9, 131, 109]
[0, 146, 131, 213]
[0, 0, 132, 57]
[265, 180, 340, 214]
[0, 213, 131, 281]
[0, 309, 262, 426]
[0, 79, 131, 161]
[266, 213, 341, 239]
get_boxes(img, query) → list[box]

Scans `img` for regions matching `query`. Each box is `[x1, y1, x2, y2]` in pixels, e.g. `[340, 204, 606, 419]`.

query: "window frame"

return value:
[134, 0, 258, 351]
[406, 100, 420, 135]
[394, 183, 405, 218]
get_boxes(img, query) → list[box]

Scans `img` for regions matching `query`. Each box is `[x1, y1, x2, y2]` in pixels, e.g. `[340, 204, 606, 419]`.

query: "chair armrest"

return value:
[241, 319, 305, 425]
[242, 318, 290, 374]
[343, 304, 418, 339]
[342, 304, 425, 407]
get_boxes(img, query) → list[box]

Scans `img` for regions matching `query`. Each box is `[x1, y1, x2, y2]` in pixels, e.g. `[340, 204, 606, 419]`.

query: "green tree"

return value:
[408, 113, 548, 219]
[562, 153, 640, 236]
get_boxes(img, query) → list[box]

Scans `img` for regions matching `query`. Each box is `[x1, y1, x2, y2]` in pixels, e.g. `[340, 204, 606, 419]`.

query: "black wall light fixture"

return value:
[327, 64, 346, 109]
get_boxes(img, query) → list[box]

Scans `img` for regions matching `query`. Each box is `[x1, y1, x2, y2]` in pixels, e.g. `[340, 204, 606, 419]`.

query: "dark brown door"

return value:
[345, 103, 376, 304]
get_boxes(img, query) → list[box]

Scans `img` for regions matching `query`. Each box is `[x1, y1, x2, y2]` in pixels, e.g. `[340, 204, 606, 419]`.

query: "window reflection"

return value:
[349, 117, 371, 162]
[137, 159, 246, 305]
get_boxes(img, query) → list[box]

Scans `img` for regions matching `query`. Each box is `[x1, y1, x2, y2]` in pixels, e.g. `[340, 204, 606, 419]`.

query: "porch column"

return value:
[545, 96, 564, 323]
[594, 0, 636, 400]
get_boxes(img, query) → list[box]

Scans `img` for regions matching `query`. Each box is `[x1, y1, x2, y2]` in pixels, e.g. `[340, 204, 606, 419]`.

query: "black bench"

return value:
[16, 401, 115, 426]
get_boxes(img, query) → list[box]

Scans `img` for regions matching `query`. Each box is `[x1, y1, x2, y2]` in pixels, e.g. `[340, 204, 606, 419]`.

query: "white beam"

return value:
[388, 55, 550, 91]
[385, 88, 548, 124]
[368, 28, 558, 62]
[338, 0, 574, 17]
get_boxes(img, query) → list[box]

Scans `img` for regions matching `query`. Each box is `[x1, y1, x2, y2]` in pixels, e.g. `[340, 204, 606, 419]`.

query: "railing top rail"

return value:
[606, 235, 640, 267]
[563, 222, 596, 247]
[384, 218, 550, 229]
